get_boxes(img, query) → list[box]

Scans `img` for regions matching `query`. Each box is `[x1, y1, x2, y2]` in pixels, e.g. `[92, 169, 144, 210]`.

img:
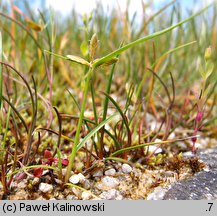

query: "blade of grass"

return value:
[99, 48, 120, 158]
[136, 0, 176, 38]
[0, 12, 42, 50]
[76, 113, 118, 151]
[136, 40, 197, 98]
[67, 88, 99, 155]
[2, 101, 12, 149]
[60, 114, 121, 150]
[22, 76, 38, 165]
[92, 4, 212, 68]
[2, 95, 28, 133]
[102, 92, 132, 148]
[111, 135, 200, 156]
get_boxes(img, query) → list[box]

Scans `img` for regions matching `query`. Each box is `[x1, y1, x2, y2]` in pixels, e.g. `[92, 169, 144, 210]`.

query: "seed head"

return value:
[89, 33, 99, 61]
[204, 46, 212, 61]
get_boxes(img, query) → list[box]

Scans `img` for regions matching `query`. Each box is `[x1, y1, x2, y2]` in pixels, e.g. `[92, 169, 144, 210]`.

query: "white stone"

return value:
[101, 176, 119, 188]
[147, 187, 168, 200]
[168, 132, 175, 139]
[81, 191, 91, 200]
[72, 187, 80, 197]
[105, 168, 116, 176]
[122, 164, 132, 174]
[100, 189, 123, 200]
[148, 144, 163, 154]
[39, 183, 53, 193]
[78, 173, 85, 183]
[100, 189, 117, 200]
[66, 195, 77, 200]
[42, 170, 50, 175]
[69, 174, 80, 184]
[183, 151, 195, 158]
[54, 178, 63, 185]
[104, 146, 110, 152]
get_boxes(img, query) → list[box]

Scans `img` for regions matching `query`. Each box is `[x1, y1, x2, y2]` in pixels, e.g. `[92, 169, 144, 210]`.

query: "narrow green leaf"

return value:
[92, 4, 212, 68]
[66, 55, 90, 67]
[102, 92, 132, 147]
[111, 135, 199, 156]
[199, 63, 206, 79]
[136, 0, 176, 38]
[136, 40, 197, 98]
[76, 113, 118, 151]
[44, 50, 68, 60]
[205, 61, 214, 79]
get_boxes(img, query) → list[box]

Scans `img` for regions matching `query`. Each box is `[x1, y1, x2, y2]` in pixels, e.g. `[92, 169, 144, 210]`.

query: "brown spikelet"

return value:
[89, 33, 99, 61]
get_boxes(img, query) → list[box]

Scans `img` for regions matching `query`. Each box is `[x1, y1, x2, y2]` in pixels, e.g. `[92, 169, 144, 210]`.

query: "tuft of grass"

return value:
[46, 3, 213, 182]
[0, 0, 216, 194]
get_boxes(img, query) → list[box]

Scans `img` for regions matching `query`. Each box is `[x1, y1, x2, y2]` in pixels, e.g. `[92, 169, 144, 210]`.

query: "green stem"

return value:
[65, 67, 93, 182]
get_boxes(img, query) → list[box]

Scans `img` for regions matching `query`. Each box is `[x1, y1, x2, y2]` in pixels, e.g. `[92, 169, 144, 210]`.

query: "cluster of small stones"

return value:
[2, 142, 216, 200]
[0, 161, 196, 200]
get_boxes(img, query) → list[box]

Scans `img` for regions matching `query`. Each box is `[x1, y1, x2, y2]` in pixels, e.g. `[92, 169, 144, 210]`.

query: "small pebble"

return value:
[69, 174, 80, 184]
[66, 195, 77, 200]
[39, 183, 53, 193]
[36, 196, 46, 200]
[100, 189, 123, 200]
[148, 143, 163, 154]
[147, 187, 168, 200]
[81, 191, 92, 200]
[105, 168, 116, 176]
[42, 170, 50, 175]
[78, 173, 85, 183]
[92, 169, 103, 177]
[32, 177, 40, 186]
[83, 179, 91, 190]
[72, 187, 81, 197]
[104, 146, 110, 152]
[17, 180, 28, 189]
[183, 151, 195, 158]
[122, 164, 132, 174]
[54, 178, 63, 185]
[101, 176, 119, 188]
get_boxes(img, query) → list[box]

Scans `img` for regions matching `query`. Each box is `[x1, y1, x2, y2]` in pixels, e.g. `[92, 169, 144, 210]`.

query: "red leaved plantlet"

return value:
[33, 167, 43, 178]
[61, 158, 69, 166]
[192, 46, 214, 154]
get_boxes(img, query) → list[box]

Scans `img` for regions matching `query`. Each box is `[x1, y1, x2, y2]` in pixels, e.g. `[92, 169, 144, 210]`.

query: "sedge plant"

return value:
[45, 4, 212, 182]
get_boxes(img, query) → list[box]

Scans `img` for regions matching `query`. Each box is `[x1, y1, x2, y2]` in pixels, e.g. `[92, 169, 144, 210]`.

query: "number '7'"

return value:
[208, 203, 213, 211]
